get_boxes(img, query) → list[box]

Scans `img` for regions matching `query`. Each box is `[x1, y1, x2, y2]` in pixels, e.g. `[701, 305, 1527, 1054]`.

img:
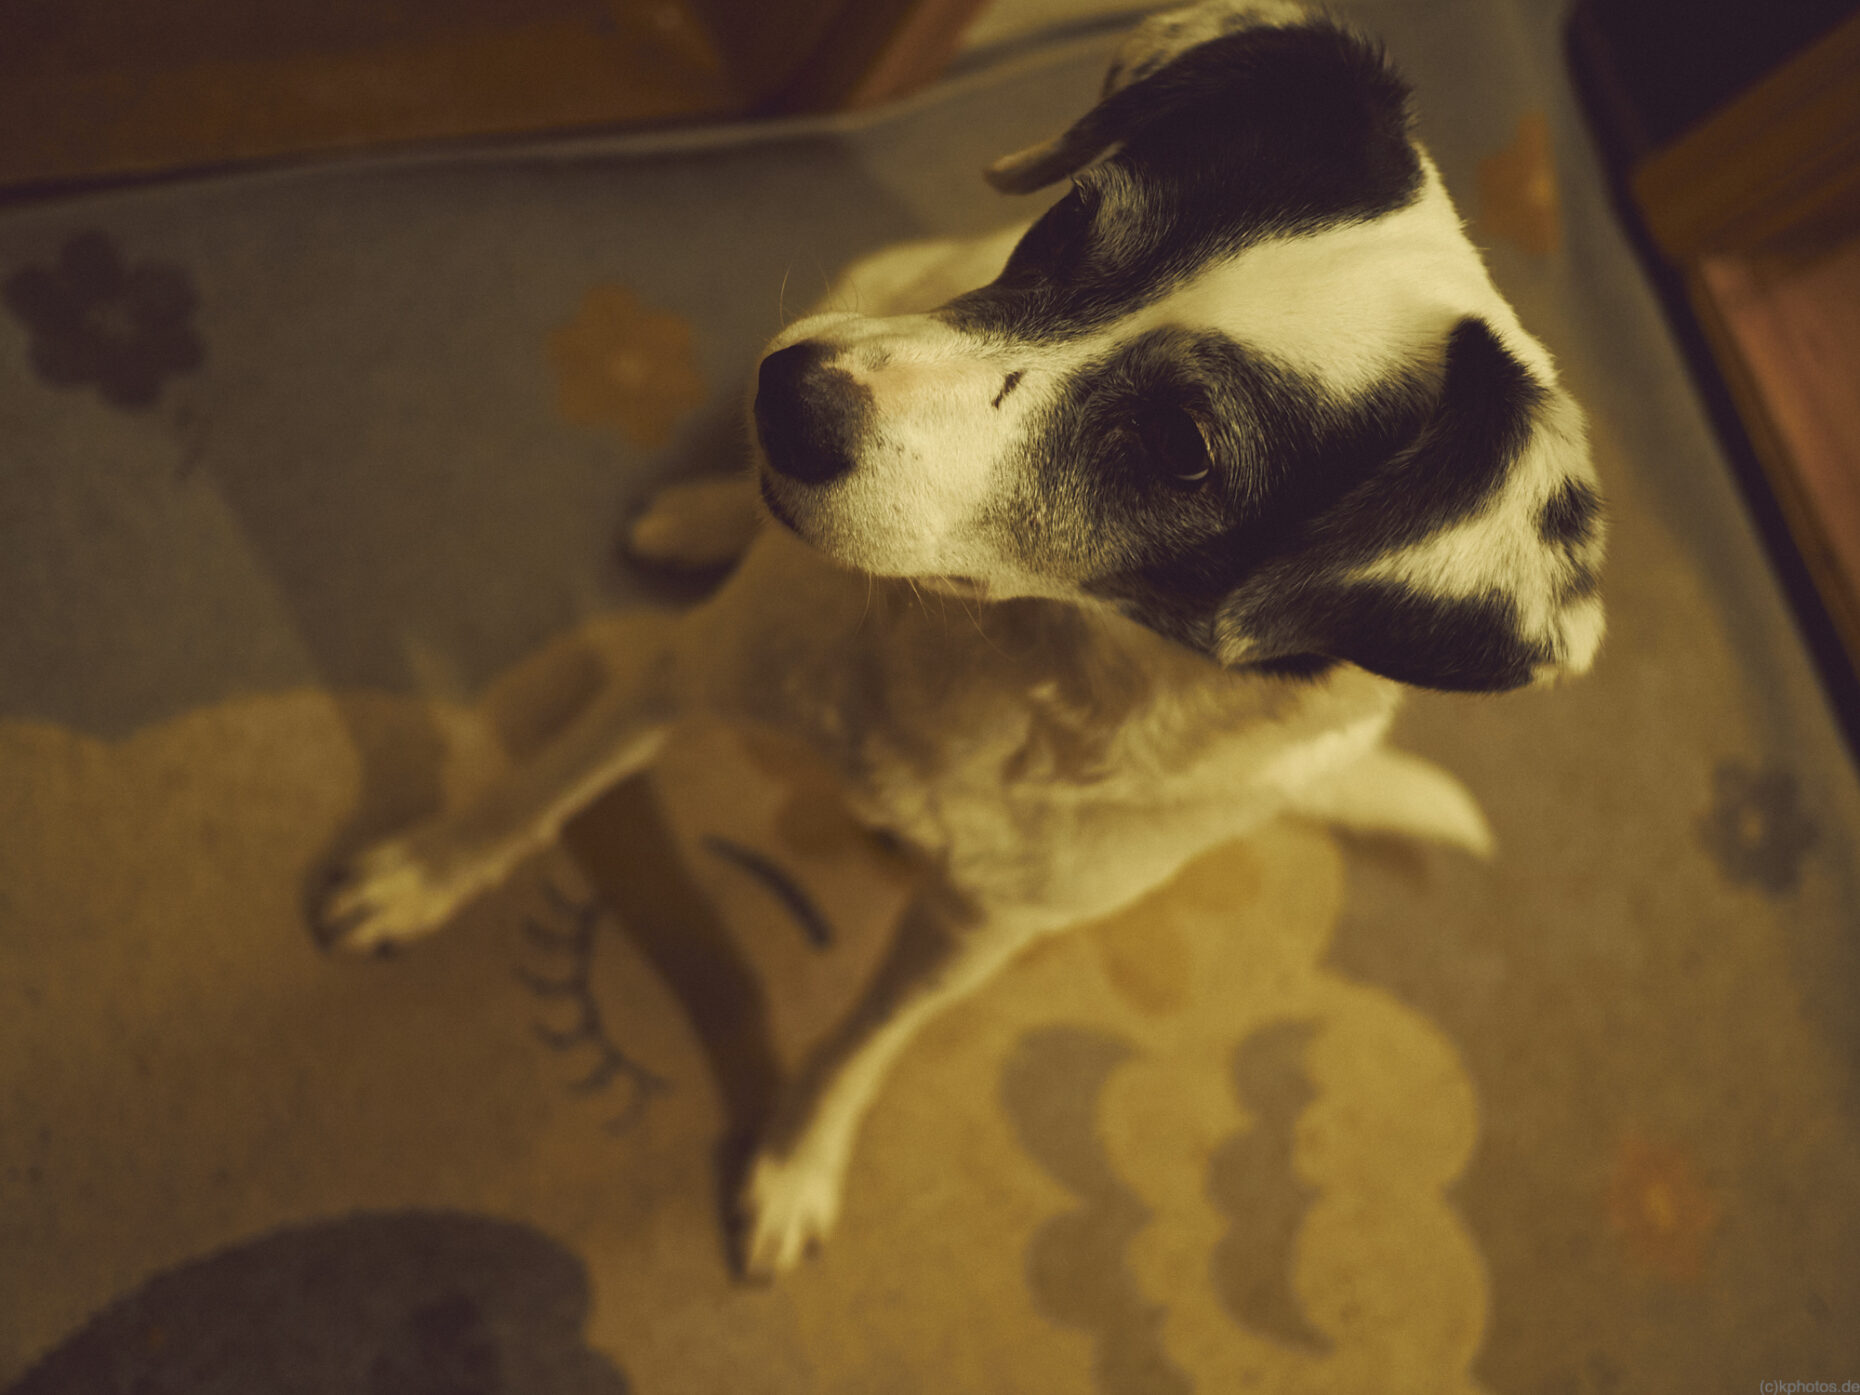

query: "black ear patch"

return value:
[1212, 319, 1559, 692]
[987, 19, 1416, 210]
[1537, 475, 1606, 606]
[1288, 319, 1546, 562]
[963, 18, 1424, 342]
[1538, 477, 1602, 547]
[1086, 316, 1586, 695]
[1243, 582, 1547, 692]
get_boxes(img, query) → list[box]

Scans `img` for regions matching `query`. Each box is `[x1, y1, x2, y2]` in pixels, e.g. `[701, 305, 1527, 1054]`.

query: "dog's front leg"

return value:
[316, 626, 679, 953]
[738, 884, 1048, 1279]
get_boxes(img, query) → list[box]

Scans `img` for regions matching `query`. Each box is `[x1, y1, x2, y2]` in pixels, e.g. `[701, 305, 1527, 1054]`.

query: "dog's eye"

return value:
[1130, 407, 1212, 491]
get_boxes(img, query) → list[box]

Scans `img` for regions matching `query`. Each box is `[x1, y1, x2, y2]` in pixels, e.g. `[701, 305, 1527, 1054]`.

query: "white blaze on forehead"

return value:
[1144, 161, 1556, 393]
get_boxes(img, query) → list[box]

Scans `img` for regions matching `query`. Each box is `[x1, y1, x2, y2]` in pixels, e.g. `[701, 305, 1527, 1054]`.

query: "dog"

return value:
[315, 0, 1605, 1280]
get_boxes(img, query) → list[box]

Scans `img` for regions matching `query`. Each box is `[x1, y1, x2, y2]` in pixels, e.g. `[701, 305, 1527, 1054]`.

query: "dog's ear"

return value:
[1215, 318, 1606, 692]
[986, 1, 1328, 193]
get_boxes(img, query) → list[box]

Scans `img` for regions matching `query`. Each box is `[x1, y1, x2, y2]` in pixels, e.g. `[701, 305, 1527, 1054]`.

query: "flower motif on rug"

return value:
[1477, 113, 1562, 257]
[1607, 1133, 1721, 1282]
[547, 283, 705, 448]
[1001, 827, 1491, 1392]
[3, 230, 204, 410]
[1697, 759, 1818, 896]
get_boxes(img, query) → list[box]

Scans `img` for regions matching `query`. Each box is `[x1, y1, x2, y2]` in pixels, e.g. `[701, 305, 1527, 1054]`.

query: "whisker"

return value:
[958, 587, 1010, 658]
[906, 576, 942, 629]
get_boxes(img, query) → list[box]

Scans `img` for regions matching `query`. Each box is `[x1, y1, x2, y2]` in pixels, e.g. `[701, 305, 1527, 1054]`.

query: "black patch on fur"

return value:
[1280, 318, 1548, 566]
[1065, 319, 1555, 692]
[1538, 477, 1601, 546]
[1252, 582, 1547, 691]
[1538, 477, 1604, 610]
[1011, 325, 1416, 609]
[993, 370, 1025, 408]
[951, 21, 1423, 341]
[1061, 328, 1435, 617]
[1540, 479, 1599, 546]
[1245, 653, 1342, 682]
[1065, 319, 1499, 586]
[1562, 558, 1602, 602]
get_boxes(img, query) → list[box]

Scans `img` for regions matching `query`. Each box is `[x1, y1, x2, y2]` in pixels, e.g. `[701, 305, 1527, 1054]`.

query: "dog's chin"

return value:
[757, 471, 805, 536]
[756, 472, 876, 572]
[756, 473, 994, 597]
[919, 574, 989, 600]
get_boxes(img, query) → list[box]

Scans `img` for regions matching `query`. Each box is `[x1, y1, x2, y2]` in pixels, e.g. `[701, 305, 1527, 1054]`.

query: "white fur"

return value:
[1157, 159, 1558, 393]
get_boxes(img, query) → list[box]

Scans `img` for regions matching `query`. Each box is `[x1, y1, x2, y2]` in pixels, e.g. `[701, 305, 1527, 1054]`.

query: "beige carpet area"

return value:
[3, 3, 1859, 1391]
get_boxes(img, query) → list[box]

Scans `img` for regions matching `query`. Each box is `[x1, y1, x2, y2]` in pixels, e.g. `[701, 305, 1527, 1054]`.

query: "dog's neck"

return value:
[877, 575, 1266, 736]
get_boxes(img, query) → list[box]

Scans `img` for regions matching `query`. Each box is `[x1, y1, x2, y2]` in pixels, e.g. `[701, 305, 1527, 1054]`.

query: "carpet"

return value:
[3, 3, 1858, 1391]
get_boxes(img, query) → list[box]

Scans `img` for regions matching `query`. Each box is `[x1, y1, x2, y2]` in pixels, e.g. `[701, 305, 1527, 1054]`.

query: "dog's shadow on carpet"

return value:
[564, 773, 786, 1272]
[296, 554, 796, 1273]
[3, 1211, 634, 1395]
[294, 402, 750, 958]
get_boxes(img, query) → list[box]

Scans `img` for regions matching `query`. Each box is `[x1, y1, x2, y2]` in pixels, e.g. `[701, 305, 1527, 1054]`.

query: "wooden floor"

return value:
[1581, 0, 1860, 693]
[1, 0, 741, 189]
[0, 0, 988, 191]
[1700, 231, 1860, 659]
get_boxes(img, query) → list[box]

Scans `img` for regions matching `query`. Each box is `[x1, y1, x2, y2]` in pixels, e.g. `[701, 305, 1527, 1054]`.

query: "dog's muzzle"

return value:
[754, 340, 871, 486]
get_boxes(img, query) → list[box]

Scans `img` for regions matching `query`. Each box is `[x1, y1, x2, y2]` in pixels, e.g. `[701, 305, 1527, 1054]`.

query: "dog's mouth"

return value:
[925, 574, 987, 600]
[758, 473, 988, 599]
[757, 471, 800, 533]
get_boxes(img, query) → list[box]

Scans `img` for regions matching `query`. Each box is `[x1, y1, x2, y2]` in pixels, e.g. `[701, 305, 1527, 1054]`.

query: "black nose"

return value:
[754, 340, 869, 485]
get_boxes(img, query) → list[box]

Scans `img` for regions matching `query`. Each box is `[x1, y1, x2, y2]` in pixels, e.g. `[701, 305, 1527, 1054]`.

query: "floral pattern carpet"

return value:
[3, 3, 1859, 1392]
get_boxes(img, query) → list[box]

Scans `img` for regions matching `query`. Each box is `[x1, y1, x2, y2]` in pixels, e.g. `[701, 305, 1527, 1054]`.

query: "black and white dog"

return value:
[318, 0, 1604, 1279]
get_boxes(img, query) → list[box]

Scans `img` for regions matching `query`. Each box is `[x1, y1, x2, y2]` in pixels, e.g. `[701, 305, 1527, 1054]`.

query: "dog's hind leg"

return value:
[316, 616, 681, 953]
[736, 886, 1049, 1279]
[625, 473, 761, 571]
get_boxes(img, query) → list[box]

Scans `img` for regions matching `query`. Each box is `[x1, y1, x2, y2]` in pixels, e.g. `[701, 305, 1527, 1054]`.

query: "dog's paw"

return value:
[735, 1144, 847, 1282]
[625, 475, 760, 571]
[313, 837, 476, 954]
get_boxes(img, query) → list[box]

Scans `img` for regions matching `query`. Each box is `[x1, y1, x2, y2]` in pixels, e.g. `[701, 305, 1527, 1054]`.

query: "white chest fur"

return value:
[674, 526, 1401, 928]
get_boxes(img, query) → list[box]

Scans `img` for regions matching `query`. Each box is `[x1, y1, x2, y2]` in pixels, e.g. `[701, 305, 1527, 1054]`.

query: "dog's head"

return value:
[752, 1, 1604, 692]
